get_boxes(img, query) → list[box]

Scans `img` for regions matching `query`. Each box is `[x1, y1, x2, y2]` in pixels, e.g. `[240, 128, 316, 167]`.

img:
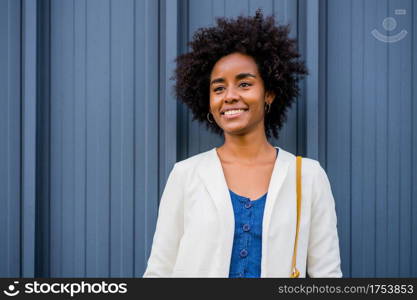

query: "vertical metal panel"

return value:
[326, 0, 416, 277]
[398, 0, 414, 276]
[46, 0, 160, 277]
[72, 0, 87, 278]
[354, 0, 378, 277]
[0, 0, 21, 277]
[386, 0, 400, 277]
[134, 0, 159, 277]
[177, 1, 190, 161]
[386, 0, 413, 277]
[21, 0, 37, 277]
[225, 0, 249, 17]
[274, 0, 297, 27]
[50, 0, 72, 276]
[109, 0, 135, 278]
[318, 0, 327, 165]
[44, 0, 90, 278]
[85, 0, 111, 277]
[351, 0, 366, 277]
[356, 0, 388, 278]
[159, 0, 179, 195]
[326, 0, 352, 277]
[36, 0, 51, 277]
[50, 0, 73, 277]
[304, 0, 319, 159]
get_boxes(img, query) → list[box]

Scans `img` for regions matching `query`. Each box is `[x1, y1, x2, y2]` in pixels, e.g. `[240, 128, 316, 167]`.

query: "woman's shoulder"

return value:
[276, 146, 323, 176]
[172, 148, 214, 172]
[278, 147, 333, 199]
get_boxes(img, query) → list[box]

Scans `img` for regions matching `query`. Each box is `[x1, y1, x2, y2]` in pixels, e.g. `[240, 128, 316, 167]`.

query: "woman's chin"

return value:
[221, 125, 249, 136]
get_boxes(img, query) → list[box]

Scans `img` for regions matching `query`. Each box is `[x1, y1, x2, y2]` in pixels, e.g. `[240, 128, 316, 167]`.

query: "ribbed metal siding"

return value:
[0, 0, 416, 278]
[0, 0, 21, 277]
[326, 0, 417, 277]
[41, 0, 160, 277]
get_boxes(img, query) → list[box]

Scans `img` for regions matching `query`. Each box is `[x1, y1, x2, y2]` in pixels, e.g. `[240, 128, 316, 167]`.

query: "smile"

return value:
[221, 109, 248, 119]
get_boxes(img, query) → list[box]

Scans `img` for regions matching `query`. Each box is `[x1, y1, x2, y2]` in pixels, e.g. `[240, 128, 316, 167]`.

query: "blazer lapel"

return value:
[262, 147, 290, 239]
[196, 148, 235, 247]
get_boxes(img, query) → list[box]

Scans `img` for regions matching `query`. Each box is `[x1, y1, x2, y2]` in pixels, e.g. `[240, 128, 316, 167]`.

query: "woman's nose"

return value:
[223, 86, 239, 102]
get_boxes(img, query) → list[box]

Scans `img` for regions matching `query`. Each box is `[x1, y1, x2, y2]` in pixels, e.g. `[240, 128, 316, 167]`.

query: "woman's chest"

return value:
[221, 163, 275, 200]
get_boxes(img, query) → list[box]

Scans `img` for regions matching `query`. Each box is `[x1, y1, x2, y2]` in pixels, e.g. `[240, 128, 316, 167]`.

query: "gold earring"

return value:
[265, 102, 271, 113]
[207, 112, 213, 123]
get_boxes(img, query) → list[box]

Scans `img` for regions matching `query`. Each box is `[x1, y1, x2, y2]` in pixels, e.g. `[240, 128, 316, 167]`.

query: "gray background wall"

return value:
[0, 0, 416, 277]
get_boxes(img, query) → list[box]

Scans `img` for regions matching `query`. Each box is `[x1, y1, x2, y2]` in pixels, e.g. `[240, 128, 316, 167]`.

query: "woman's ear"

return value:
[265, 91, 276, 104]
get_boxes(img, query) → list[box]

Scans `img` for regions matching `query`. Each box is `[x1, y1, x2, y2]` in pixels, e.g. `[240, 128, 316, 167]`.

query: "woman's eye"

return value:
[239, 82, 252, 88]
[214, 86, 224, 93]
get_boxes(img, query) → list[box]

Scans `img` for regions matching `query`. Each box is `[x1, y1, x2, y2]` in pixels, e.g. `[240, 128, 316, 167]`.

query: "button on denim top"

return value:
[228, 148, 279, 278]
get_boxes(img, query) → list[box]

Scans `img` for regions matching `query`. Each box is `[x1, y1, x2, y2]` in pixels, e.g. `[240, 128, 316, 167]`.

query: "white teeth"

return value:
[224, 109, 246, 115]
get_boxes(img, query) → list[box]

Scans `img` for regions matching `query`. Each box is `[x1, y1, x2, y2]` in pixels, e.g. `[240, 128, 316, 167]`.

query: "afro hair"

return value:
[173, 9, 308, 139]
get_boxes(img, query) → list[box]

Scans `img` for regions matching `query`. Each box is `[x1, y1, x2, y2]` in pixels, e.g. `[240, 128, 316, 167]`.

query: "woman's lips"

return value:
[221, 110, 247, 120]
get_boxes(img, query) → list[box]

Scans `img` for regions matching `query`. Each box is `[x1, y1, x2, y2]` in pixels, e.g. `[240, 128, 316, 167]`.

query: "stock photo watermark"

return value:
[371, 9, 408, 43]
[2, 280, 128, 298]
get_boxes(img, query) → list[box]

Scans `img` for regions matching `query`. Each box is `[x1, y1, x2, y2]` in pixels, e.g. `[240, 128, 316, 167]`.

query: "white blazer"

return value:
[143, 146, 342, 278]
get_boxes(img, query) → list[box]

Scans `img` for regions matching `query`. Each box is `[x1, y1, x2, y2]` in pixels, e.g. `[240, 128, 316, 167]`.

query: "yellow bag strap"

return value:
[290, 156, 302, 278]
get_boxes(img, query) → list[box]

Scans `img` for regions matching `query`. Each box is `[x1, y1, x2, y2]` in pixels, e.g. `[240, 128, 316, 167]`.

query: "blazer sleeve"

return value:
[307, 162, 343, 278]
[143, 163, 184, 277]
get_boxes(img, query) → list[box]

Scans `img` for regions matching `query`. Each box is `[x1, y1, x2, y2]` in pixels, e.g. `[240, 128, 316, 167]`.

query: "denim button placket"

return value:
[229, 187, 268, 278]
[243, 224, 250, 232]
[240, 249, 248, 258]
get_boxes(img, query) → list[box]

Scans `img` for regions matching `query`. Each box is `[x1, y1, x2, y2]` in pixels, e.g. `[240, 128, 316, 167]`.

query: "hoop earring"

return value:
[207, 112, 213, 123]
[265, 102, 271, 113]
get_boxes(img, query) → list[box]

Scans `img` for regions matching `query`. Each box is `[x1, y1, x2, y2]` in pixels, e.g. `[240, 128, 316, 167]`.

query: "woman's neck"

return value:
[217, 129, 275, 165]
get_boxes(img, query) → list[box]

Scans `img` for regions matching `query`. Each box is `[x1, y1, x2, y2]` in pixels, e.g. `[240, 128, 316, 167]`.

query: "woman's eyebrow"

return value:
[210, 73, 256, 85]
[235, 73, 256, 80]
[210, 78, 225, 85]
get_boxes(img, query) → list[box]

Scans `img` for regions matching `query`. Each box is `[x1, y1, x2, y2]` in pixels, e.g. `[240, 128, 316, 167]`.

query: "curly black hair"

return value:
[173, 9, 308, 139]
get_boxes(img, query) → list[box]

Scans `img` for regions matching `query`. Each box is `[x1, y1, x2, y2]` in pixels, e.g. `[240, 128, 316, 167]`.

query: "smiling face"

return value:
[209, 52, 275, 137]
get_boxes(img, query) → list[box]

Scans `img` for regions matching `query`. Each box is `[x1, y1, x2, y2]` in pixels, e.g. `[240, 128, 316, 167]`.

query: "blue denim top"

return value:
[228, 147, 279, 278]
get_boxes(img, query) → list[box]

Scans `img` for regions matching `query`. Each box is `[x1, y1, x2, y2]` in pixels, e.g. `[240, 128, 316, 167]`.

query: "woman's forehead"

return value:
[210, 53, 259, 78]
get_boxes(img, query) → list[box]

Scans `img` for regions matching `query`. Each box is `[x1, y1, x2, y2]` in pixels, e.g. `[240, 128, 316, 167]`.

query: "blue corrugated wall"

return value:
[0, 0, 21, 278]
[0, 0, 416, 277]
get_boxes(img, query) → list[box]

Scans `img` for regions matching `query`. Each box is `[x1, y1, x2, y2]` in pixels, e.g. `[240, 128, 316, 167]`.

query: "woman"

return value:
[143, 10, 342, 278]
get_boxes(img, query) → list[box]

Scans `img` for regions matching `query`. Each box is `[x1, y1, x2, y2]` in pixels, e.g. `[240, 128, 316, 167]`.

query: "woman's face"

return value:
[209, 52, 274, 137]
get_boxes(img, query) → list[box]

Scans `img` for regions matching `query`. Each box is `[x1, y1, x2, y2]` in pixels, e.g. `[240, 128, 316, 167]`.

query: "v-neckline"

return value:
[214, 147, 280, 201]
[229, 188, 267, 202]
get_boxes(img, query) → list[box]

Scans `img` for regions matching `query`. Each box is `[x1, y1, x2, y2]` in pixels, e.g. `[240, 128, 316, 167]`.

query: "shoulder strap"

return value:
[290, 156, 302, 278]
